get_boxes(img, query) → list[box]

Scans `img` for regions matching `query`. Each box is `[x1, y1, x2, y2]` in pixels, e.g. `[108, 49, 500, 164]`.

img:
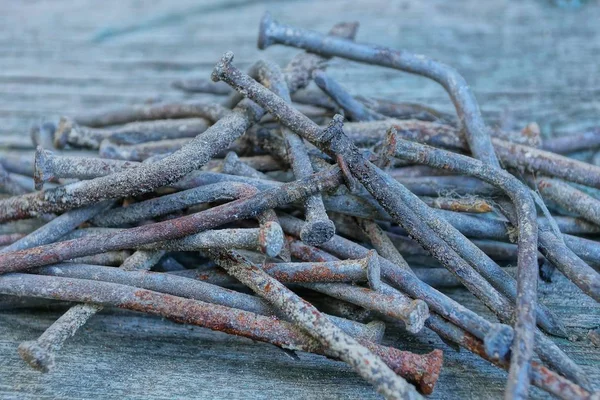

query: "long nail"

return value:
[493, 137, 600, 189]
[312, 70, 384, 122]
[90, 181, 255, 225]
[99, 138, 192, 161]
[34, 147, 141, 189]
[534, 176, 600, 227]
[0, 167, 343, 271]
[172, 79, 233, 94]
[254, 60, 336, 245]
[427, 314, 591, 400]
[0, 100, 264, 222]
[33, 149, 281, 184]
[1, 272, 440, 394]
[55, 114, 231, 150]
[1, 200, 114, 252]
[212, 57, 519, 353]
[307, 282, 428, 334]
[34, 262, 382, 344]
[0, 164, 29, 195]
[208, 249, 425, 399]
[142, 226, 284, 258]
[257, 12, 499, 167]
[541, 129, 600, 154]
[17, 303, 103, 372]
[259, 252, 380, 285]
[278, 213, 511, 356]
[222, 151, 270, 180]
[72, 102, 229, 129]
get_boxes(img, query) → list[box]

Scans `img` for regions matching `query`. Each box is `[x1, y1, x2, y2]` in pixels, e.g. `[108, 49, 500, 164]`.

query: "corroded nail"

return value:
[0, 164, 29, 196]
[212, 56, 531, 357]
[222, 151, 269, 180]
[0, 167, 343, 271]
[18, 303, 103, 372]
[208, 249, 425, 399]
[541, 129, 600, 154]
[250, 59, 335, 245]
[34, 147, 140, 189]
[72, 101, 229, 129]
[55, 116, 212, 150]
[257, 12, 499, 167]
[1, 200, 114, 253]
[172, 79, 233, 95]
[312, 70, 384, 122]
[91, 181, 259, 226]
[99, 138, 192, 161]
[142, 226, 284, 258]
[34, 261, 384, 344]
[0, 98, 265, 221]
[534, 176, 600, 227]
[258, 251, 380, 286]
[1, 272, 441, 394]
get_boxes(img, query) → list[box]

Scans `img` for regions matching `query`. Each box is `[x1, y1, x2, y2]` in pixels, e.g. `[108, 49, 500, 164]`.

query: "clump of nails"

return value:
[0, 12, 598, 400]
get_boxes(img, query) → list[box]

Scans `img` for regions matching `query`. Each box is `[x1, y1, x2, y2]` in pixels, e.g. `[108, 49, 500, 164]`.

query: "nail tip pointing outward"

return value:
[211, 51, 235, 83]
[299, 219, 336, 246]
[33, 146, 52, 190]
[257, 12, 274, 50]
[17, 340, 54, 373]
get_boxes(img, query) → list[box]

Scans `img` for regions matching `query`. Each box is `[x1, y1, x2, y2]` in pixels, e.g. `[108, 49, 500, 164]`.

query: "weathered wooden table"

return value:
[1, 0, 599, 398]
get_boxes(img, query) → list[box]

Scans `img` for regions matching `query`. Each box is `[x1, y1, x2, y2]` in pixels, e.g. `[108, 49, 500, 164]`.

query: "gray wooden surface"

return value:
[0, 0, 599, 398]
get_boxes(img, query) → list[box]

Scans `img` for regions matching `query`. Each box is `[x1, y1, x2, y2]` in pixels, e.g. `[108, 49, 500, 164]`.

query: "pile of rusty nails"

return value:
[0, 12, 599, 400]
